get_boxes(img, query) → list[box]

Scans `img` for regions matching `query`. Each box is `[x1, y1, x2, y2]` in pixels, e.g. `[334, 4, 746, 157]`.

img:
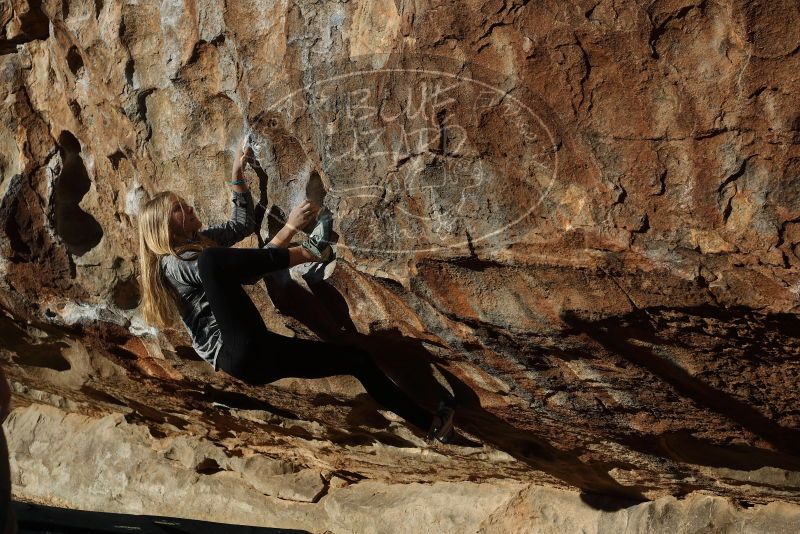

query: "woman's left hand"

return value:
[287, 199, 319, 230]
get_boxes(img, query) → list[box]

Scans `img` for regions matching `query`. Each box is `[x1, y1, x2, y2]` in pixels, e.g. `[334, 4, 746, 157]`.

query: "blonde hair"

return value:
[137, 191, 216, 329]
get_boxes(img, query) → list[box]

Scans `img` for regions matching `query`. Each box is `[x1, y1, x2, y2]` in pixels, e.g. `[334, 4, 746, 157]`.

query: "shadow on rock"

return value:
[195, 383, 300, 420]
[435, 364, 649, 508]
[561, 307, 800, 464]
[259, 265, 648, 509]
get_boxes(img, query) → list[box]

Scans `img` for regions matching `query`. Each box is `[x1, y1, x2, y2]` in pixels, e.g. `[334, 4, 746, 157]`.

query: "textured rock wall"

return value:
[6, 403, 800, 533]
[1, 0, 800, 530]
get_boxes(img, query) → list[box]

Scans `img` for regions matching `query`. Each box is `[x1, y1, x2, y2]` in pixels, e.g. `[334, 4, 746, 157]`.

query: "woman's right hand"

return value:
[286, 199, 319, 230]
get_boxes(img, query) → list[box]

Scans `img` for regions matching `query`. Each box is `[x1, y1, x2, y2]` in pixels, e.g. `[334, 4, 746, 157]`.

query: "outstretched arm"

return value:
[230, 137, 252, 195]
[201, 139, 256, 247]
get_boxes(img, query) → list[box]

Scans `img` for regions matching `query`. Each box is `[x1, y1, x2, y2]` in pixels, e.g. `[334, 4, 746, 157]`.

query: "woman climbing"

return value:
[137, 138, 455, 443]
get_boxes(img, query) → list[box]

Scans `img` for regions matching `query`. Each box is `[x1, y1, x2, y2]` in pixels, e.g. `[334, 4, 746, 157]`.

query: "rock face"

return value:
[1, 0, 800, 531]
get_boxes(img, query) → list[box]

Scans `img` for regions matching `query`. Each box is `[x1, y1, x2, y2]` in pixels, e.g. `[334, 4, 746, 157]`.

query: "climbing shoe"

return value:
[427, 401, 455, 444]
[301, 208, 333, 262]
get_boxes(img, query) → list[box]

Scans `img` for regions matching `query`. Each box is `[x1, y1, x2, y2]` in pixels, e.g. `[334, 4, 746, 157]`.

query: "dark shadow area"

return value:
[579, 492, 646, 512]
[153, 375, 301, 422]
[561, 306, 800, 460]
[196, 384, 299, 421]
[0, 0, 49, 55]
[256, 265, 648, 509]
[79, 385, 127, 407]
[125, 398, 190, 430]
[195, 457, 225, 475]
[0, 310, 71, 371]
[262, 268, 453, 417]
[435, 364, 649, 509]
[107, 345, 138, 361]
[308, 392, 419, 447]
[266, 206, 286, 238]
[262, 265, 356, 344]
[0, 169, 78, 281]
[10, 345, 70, 371]
[173, 346, 204, 362]
[112, 276, 141, 310]
[358, 329, 647, 505]
[107, 149, 127, 170]
[11, 500, 309, 533]
[66, 45, 84, 76]
[325, 424, 418, 448]
[249, 156, 271, 248]
[619, 431, 800, 472]
[54, 131, 103, 256]
[0, 175, 32, 259]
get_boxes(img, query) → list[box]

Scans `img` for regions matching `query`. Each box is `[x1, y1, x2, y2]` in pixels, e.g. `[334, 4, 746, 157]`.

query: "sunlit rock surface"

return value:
[1, 0, 799, 531]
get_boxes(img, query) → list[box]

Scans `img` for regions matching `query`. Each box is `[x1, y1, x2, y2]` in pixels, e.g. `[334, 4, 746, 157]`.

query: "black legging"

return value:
[196, 246, 434, 431]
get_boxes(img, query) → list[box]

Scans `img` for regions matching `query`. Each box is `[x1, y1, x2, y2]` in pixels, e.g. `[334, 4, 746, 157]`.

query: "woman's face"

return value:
[170, 196, 202, 238]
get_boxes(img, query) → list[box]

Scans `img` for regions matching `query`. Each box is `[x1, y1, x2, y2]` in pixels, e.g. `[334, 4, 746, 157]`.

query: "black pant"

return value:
[197, 246, 433, 431]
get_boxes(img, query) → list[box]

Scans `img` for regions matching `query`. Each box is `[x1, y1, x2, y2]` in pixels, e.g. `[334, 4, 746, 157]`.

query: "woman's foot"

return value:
[427, 401, 455, 444]
[301, 208, 333, 262]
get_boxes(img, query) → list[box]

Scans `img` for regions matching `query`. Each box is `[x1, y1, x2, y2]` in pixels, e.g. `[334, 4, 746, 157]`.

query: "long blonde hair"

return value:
[137, 191, 216, 329]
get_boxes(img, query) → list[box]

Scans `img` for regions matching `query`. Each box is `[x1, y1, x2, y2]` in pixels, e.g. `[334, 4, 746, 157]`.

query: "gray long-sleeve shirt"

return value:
[161, 189, 275, 370]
